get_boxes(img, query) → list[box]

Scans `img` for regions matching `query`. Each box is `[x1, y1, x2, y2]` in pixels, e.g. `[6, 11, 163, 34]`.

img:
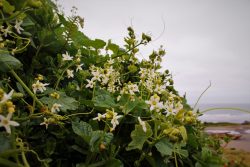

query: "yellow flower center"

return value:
[2, 119, 9, 125]
[152, 101, 157, 105]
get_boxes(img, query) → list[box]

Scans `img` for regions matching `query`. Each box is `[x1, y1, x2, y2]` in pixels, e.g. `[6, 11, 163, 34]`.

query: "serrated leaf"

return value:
[40, 91, 78, 112]
[2, 0, 15, 14]
[16, 82, 25, 95]
[0, 53, 23, 72]
[44, 137, 56, 156]
[105, 158, 123, 167]
[155, 138, 173, 156]
[0, 134, 12, 154]
[106, 40, 119, 54]
[92, 89, 117, 108]
[103, 132, 113, 145]
[89, 131, 103, 152]
[72, 121, 93, 143]
[89, 131, 113, 152]
[126, 123, 152, 151]
[92, 39, 106, 49]
[71, 30, 89, 47]
[174, 145, 189, 158]
[175, 148, 188, 158]
[120, 95, 148, 114]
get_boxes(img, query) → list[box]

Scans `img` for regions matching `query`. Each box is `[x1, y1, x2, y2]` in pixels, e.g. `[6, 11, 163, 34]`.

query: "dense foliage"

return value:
[0, 0, 224, 166]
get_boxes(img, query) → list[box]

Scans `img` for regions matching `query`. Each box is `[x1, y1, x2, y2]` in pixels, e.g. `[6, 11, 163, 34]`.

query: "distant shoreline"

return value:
[205, 124, 250, 152]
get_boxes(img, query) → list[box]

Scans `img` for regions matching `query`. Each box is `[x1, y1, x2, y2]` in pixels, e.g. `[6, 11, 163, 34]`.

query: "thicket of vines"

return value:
[0, 0, 224, 166]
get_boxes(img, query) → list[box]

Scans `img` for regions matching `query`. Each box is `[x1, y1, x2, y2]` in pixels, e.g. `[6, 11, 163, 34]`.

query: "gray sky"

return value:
[58, 0, 250, 105]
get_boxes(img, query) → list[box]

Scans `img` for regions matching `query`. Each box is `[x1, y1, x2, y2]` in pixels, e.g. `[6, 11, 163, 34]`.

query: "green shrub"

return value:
[0, 0, 224, 166]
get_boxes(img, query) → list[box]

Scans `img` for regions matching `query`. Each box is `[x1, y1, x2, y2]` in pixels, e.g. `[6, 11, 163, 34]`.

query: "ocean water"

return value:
[194, 103, 250, 123]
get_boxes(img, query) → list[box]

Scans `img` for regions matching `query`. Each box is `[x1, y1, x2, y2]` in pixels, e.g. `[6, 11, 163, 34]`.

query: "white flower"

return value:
[40, 118, 49, 129]
[110, 111, 122, 131]
[66, 69, 74, 78]
[117, 95, 121, 101]
[154, 84, 165, 94]
[76, 64, 83, 72]
[101, 75, 109, 85]
[139, 68, 147, 79]
[32, 80, 49, 93]
[14, 20, 24, 34]
[62, 52, 73, 61]
[107, 59, 114, 64]
[175, 101, 183, 112]
[164, 101, 183, 115]
[51, 103, 62, 113]
[93, 113, 106, 121]
[127, 83, 139, 95]
[0, 112, 19, 134]
[86, 79, 95, 88]
[145, 94, 164, 112]
[138, 117, 147, 132]
[91, 70, 102, 81]
[0, 90, 14, 104]
[1, 26, 11, 37]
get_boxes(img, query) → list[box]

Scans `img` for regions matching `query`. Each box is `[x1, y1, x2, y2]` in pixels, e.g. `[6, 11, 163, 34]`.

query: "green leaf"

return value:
[126, 123, 152, 151]
[89, 131, 103, 152]
[44, 137, 56, 156]
[0, 134, 12, 154]
[103, 132, 113, 145]
[16, 82, 25, 95]
[174, 145, 189, 158]
[106, 40, 119, 54]
[0, 53, 23, 72]
[92, 89, 117, 108]
[71, 30, 89, 47]
[0, 157, 21, 167]
[155, 138, 173, 156]
[119, 95, 138, 114]
[105, 158, 123, 167]
[2, 0, 15, 14]
[92, 39, 106, 49]
[179, 126, 187, 141]
[72, 121, 93, 144]
[40, 91, 79, 112]
[89, 131, 113, 152]
[118, 95, 147, 115]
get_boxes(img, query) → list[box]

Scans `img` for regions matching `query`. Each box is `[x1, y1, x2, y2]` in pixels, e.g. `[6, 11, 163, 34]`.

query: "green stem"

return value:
[174, 151, 178, 167]
[67, 109, 94, 117]
[201, 107, 250, 114]
[0, 157, 24, 167]
[98, 42, 143, 64]
[154, 119, 158, 138]
[193, 81, 211, 110]
[54, 61, 75, 89]
[10, 70, 44, 108]
[87, 160, 106, 167]
[21, 151, 30, 167]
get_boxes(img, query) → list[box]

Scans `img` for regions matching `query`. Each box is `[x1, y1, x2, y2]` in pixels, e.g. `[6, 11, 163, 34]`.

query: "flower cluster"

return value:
[0, 19, 26, 54]
[0, 89, 19, 134]
[62, 50, 83, 79]
[120, 81, 139, 101]
[139, 68, 167, 94]
[86, 63, 121, 93]
[93, 108, 122, 131]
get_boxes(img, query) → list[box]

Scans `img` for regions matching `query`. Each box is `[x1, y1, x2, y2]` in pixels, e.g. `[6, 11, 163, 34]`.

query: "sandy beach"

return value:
[205, 125, 250, 166]
[205, 125, 250, 152]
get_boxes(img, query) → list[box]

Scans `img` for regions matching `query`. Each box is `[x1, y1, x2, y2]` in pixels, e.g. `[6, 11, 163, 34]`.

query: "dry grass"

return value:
[223, 148, 250, 167]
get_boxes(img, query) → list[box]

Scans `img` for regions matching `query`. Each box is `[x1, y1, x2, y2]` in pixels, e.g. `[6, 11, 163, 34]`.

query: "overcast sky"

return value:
[58, 0, 250, 105]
